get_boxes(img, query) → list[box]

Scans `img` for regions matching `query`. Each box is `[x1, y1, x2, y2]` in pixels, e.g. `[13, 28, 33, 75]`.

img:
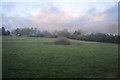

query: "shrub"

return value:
[54, 36, 71, 45]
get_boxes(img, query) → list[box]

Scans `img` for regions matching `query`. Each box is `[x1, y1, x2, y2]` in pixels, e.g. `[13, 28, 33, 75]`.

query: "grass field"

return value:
[2, 36, 118, 78]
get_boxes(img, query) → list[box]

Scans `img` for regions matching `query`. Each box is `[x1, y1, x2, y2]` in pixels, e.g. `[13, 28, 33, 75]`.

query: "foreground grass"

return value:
[3, 36, 118, 78]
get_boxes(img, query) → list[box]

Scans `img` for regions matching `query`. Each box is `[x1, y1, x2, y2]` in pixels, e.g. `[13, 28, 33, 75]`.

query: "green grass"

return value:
[3, 36, 118, 78]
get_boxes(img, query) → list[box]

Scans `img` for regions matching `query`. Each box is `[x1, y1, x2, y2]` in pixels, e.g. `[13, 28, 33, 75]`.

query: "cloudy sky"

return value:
[1, 0, 119, 34]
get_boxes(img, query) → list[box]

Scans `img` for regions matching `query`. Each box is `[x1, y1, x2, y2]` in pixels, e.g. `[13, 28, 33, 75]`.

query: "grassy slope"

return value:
[2, 36, 118, 78]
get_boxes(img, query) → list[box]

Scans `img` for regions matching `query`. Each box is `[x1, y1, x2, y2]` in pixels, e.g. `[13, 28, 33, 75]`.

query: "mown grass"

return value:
[2, 36, 118, 78]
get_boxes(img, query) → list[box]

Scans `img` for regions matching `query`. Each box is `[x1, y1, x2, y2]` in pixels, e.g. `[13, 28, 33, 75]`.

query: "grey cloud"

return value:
[104, 5, 118, 23]
[2, 14, 33, 30]
[2, 3, 118, 34]
[40, 3, 61, 14]
[2, 2, 15, 12]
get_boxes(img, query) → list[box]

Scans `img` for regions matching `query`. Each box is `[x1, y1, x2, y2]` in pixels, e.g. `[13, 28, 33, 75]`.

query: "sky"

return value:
[1, 0, 119, 34]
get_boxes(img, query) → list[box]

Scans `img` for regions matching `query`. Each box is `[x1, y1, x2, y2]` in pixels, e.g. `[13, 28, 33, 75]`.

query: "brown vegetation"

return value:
[54, 36, 71, 45]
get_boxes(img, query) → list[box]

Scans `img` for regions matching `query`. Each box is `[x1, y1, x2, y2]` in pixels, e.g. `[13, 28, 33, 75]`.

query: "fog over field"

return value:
[1, 0, 118, 34]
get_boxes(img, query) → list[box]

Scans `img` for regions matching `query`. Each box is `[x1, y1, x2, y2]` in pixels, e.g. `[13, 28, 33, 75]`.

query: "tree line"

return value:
[1, 27, 11, 36]
[1, 27, 120, 44]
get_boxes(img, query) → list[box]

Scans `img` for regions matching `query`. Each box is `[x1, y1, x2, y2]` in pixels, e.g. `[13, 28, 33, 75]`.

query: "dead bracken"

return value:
[54, 36, 71, 45]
